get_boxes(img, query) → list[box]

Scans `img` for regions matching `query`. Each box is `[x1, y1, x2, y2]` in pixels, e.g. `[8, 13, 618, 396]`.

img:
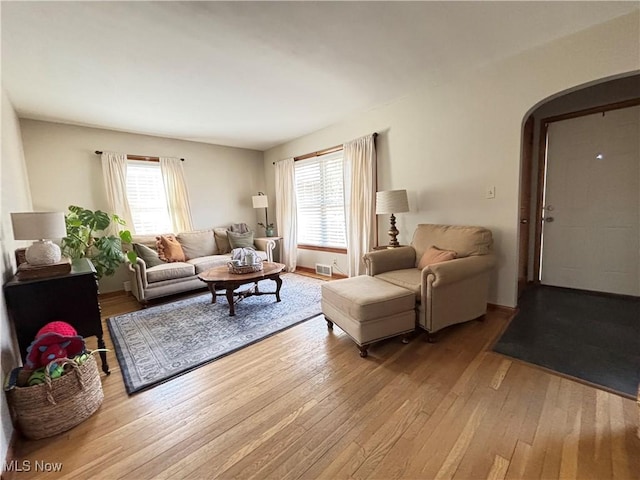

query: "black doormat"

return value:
[493, 286, 639, 397]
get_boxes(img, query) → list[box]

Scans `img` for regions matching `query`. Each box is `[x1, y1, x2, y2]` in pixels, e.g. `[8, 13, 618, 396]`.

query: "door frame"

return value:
[517, 116, 534, 298]
[529, 97, 640, 284]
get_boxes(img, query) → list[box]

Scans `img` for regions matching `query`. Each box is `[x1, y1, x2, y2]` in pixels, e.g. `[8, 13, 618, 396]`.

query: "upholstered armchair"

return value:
[363, 224, 496, 340]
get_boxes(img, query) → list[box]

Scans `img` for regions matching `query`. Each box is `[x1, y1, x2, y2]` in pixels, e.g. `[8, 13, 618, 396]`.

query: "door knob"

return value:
[520, 219, 528, 224]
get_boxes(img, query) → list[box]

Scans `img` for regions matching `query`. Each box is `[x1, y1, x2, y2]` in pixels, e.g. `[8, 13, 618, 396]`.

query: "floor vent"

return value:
[315, 263, 332, 277]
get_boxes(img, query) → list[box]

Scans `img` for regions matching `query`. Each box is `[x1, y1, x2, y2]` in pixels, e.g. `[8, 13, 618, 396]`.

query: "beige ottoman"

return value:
[321, 275, 416, 357]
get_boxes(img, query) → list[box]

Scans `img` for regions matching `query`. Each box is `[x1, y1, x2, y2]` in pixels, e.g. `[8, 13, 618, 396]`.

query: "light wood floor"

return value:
[5, 279, 639, 479]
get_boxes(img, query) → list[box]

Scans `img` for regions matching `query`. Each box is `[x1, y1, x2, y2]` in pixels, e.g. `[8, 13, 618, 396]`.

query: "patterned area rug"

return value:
[107, 273, 324, 394]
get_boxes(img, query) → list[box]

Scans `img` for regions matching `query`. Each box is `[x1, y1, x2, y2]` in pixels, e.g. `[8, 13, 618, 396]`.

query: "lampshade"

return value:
[376, 190, 409, 214]
[11, 212, 67, 266]
[252, 194, 269, 209]
[11, 212, 67, 240]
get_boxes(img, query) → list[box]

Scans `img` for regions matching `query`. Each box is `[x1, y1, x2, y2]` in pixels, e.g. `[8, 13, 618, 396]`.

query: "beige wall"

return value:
[264, 12, 640, 308]
[1, 91, 33, 465]
[20, 120, 266, 292]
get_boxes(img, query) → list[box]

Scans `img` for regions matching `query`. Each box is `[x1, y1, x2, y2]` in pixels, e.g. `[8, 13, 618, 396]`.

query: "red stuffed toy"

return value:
[25, 321, 85, 371]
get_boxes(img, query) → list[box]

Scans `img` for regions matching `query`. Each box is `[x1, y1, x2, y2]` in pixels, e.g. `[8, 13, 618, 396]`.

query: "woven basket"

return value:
[5, 354, 104, 440]
[227, 262, 263, 274]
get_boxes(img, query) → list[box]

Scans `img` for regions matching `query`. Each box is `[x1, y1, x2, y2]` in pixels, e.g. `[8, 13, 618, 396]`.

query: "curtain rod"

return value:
[272, 132, 378, 165]
[94, 151, 185, 162]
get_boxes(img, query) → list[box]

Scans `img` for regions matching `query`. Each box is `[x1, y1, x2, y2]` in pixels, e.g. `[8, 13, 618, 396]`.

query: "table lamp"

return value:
[376, 190, 409, 247]
[11, 212, 67, 265]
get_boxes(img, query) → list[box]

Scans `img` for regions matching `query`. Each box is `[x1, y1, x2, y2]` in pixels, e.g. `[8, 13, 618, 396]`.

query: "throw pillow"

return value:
[213, 228, 231, 254]
[156, 235, 187, 262]
[176, 230, 216, 259]
[133, 243, 165, 267]
[417, 246, 457, 269]
[227, 231, 254, 249]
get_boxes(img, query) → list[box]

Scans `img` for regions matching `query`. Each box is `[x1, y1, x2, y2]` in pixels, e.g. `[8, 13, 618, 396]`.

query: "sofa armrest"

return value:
[363, 246, 416, 276]
[421, 254, 496, 288]
[254, 238, 276, 262]
[127, 257, 149, 292]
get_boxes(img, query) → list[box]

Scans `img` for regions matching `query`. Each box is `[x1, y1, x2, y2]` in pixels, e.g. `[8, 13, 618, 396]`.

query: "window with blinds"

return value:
[126, 161, 172, 234]
[295, 150, 346, 249]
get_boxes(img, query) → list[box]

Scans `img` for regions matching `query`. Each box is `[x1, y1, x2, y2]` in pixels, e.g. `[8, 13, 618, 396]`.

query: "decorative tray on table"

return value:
[227, 262, 264, 275]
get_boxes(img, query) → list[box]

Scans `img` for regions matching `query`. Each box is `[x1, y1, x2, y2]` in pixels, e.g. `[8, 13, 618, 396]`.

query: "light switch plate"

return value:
[485, 186, 496, 199]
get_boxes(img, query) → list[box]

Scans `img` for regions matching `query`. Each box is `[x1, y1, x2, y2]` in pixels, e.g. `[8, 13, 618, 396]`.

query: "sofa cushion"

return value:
[187, 255, 232, 274]
[157, 235, 187, 262]
[131, 233, 174, 250]
[146, 262, 195, 283]
[411, 224, 493, 260]
[228, 231, 254, 249]
[375, 268, 421, 301]
[417, 246, 457, 269]
[177, 230, 217, 259]
[214, 228, 231, 254]
[133, 243, 165, 267]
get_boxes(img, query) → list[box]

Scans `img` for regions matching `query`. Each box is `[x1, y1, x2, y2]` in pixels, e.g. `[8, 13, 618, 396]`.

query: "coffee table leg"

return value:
[226, 288, 236, 316]
[208, 284, 217, 304]
[274, 275, 282, 302]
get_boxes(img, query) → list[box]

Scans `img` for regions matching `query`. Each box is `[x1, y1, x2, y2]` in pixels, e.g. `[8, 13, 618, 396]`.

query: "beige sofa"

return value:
[363, 224, 496, 340]
[126, 228, 275, 305]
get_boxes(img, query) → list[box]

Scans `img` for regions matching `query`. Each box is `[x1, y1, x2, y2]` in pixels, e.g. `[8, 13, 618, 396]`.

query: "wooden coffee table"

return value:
[197, 262, 286, 316]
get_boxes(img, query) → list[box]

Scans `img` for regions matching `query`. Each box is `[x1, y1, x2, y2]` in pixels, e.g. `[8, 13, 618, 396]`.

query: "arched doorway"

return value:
[518, 73, 640, 300]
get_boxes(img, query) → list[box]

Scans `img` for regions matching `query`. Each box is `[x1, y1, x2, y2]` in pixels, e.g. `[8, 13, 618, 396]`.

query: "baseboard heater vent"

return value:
[315, 263, 332, 277]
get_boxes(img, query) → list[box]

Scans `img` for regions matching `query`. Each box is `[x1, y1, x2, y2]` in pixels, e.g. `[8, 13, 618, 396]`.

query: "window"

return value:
[126, 161, 172, 234]
[295, 150, 346, 249]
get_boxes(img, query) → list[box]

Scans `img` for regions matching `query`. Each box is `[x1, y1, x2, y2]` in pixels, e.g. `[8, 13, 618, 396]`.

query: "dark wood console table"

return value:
[3, 257, 109, 374]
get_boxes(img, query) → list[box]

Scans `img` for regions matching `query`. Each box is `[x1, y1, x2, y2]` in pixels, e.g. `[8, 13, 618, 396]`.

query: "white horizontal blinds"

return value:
[126, 161, 173, 235]
[295, 151, 346, 248]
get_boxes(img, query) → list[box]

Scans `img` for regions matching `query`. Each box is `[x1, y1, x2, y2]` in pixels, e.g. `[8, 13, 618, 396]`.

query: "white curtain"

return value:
[160, 157, 193, 232]
[343, 135, 377, 276]
[275, 158, 297, 272]
[101, 151, 135, 234]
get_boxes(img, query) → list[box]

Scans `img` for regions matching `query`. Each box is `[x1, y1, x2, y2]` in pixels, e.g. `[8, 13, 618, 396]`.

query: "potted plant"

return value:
[258, 222, 276, 237]
[61, 205, 136, 279]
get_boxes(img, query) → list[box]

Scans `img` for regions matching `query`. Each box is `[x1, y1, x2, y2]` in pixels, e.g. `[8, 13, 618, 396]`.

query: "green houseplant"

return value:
[61, 205, 136, 279]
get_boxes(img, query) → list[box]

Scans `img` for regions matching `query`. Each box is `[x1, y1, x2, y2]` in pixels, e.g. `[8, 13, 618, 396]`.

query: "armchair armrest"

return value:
[363, 246, 416, 276]
[254, 238, 276, 262]
[421, 254, 496, 288]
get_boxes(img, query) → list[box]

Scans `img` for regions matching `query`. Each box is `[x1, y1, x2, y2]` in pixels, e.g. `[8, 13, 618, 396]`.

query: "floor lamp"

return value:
[252, 192, 273, 236]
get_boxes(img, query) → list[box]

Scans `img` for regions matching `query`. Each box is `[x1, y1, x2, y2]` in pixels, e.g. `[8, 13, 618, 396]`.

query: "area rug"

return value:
[107, 273, 324, 394]
[493, 286, 639, 398]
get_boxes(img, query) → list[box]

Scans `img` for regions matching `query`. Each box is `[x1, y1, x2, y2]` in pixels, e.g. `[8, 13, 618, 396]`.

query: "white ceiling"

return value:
[2, 1, 637, 151]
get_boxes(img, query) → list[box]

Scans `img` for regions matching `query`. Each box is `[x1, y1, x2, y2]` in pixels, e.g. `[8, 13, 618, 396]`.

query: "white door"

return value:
[540, 105, 639, 296]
